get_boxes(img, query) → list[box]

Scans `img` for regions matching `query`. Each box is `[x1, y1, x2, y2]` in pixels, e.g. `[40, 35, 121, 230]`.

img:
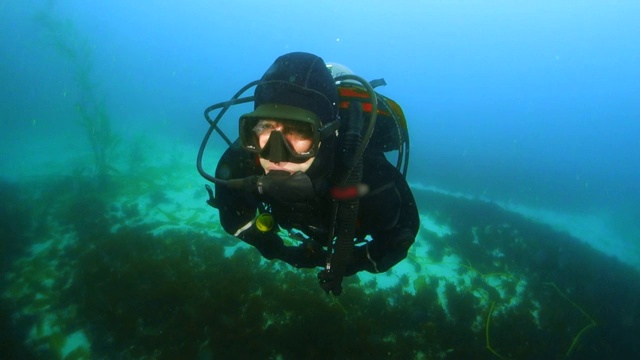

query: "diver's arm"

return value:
[235, 225, 326, 269]
[215, 144, 261, 234]
[345, 156, 420, 275]
[215, 145, 326, 268]
[353, 224, 418, 274]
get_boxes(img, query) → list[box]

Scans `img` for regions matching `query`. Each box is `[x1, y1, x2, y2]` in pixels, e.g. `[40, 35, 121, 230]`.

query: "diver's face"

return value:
[259, 155, 315, 174]
[256, 119, 317, 173]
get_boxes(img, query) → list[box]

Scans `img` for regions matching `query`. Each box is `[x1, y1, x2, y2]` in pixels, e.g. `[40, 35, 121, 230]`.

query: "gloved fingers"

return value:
[317, 270, 343, 296]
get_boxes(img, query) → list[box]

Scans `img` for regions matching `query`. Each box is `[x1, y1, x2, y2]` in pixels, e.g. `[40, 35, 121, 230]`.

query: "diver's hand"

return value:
[301, 239, 325, 263]
[256, 170, 315, 202]
[279, 240, 326, 269]
[318, 269, 343, 296]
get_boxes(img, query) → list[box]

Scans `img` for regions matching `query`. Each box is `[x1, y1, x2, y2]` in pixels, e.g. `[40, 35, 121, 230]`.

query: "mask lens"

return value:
[240, 117, 318, 159]
[254, 120, 314, 153]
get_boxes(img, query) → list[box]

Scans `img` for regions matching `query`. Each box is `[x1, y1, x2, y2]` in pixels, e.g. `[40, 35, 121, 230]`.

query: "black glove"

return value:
[279, 239, 326, 269]
[318, 269, 343, 296]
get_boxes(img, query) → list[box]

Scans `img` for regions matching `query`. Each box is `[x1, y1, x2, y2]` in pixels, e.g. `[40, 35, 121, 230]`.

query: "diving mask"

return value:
[239, 104, 336, 163]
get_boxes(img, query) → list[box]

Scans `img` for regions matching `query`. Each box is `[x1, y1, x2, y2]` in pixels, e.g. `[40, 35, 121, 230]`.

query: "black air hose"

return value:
[327, 102, 365, 294]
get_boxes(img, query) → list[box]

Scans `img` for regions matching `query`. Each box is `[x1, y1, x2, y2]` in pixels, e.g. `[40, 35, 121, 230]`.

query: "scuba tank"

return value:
[328, 63, 411, 177]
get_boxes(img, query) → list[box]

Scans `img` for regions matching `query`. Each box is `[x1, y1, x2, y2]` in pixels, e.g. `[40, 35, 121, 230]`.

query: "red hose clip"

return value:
[330, 183, 369, 200]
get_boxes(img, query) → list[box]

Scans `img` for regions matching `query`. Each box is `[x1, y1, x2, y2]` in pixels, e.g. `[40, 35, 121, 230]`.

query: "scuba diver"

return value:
[197, 52, 419, 295]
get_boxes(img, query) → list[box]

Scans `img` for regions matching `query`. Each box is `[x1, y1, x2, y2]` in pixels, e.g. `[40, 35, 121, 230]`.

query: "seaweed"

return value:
[35, 1, 119, 187]
[0, 181, 38, 359]
[0, 180, 34, 271]
[5, 170, 640, 359]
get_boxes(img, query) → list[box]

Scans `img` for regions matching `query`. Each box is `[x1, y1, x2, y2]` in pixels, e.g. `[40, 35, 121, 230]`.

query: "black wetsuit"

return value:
[214, 142, 420, 276]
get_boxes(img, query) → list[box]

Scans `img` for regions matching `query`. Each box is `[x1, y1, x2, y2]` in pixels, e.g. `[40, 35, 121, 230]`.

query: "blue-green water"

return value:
[1, 1, 639, 359]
